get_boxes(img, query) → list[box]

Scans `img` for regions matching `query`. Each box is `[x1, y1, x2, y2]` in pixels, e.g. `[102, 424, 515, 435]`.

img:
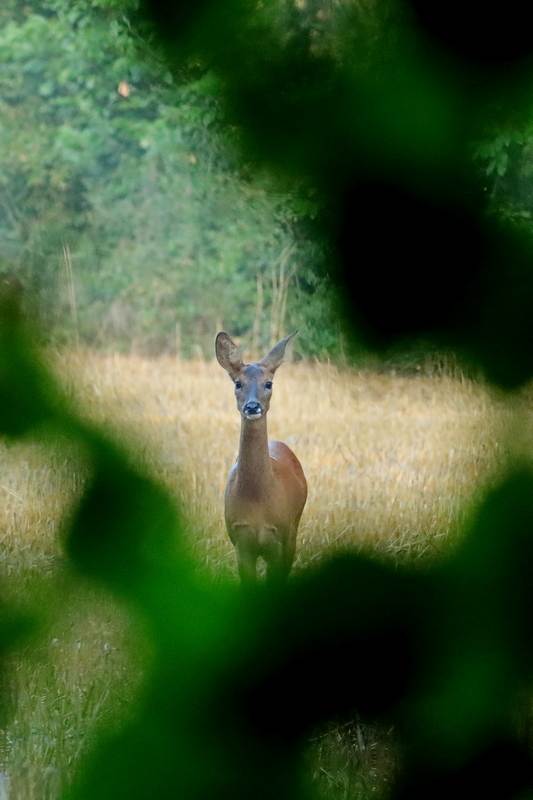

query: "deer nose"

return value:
[243, 401, 262, 417]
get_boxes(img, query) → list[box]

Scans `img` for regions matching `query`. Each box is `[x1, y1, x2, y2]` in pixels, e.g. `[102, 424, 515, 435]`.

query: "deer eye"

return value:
[235, 380, 242, 390]
[264, 381, 273, 390]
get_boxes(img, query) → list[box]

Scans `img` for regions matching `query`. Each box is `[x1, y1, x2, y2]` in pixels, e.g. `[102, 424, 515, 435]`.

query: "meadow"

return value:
[0, 350, 528, 799]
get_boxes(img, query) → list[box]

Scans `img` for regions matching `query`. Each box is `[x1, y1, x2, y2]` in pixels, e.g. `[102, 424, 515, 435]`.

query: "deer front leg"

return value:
[265, 527, 297, 585]
[229, 523, 258, 584]
[263, 532, 292, 586]
[236, 543, 257, 584]
[265, 556, 291, 585]
[283, 528, 297, 575]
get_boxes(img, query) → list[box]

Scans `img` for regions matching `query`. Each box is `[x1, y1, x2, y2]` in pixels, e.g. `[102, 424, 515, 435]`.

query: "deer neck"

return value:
[236, 415, 272, 498]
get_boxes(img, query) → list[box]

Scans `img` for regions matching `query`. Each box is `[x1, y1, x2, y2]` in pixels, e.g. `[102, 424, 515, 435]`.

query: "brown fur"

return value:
[216, 332, 308, 583]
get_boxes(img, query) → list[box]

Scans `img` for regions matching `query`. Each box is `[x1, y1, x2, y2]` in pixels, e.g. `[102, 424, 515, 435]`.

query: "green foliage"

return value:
[0, 0, 340, 358]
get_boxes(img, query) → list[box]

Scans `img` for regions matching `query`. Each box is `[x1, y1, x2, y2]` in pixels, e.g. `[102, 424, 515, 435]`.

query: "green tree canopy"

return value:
[0, 0, 339, 357]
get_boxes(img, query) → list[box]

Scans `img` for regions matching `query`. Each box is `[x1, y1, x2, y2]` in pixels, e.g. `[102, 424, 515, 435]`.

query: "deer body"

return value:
[216, 333, 307, 583]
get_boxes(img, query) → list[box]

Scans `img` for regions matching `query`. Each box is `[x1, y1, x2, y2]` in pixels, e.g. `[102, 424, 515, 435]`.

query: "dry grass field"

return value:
[0, 351, 529, 798]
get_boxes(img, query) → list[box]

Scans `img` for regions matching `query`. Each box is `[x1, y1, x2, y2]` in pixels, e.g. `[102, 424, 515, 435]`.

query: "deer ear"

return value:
[215, 332, 244, 378]
[260, 331, 297, 373]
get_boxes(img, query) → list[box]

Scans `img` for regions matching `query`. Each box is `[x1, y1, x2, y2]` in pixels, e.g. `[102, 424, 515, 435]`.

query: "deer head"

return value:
[215, 332, 296, 420]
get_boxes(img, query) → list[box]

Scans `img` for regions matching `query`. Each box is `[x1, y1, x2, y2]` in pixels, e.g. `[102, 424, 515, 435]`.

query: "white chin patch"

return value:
[244, 412, 262, 420]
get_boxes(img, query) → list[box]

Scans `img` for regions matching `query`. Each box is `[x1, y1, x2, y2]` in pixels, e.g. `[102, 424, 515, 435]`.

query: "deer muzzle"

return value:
[242, 401, 263, 419]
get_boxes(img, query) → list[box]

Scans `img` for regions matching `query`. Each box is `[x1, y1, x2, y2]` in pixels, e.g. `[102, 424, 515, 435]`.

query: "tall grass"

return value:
[0, 351, 524, 798]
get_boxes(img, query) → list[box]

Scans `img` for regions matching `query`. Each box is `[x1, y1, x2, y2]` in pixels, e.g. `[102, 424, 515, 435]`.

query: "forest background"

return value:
[1, 0, 527, 361]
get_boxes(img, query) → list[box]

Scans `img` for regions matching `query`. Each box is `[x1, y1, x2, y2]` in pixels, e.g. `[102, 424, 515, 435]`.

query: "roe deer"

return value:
[216, 331, 307, 584]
